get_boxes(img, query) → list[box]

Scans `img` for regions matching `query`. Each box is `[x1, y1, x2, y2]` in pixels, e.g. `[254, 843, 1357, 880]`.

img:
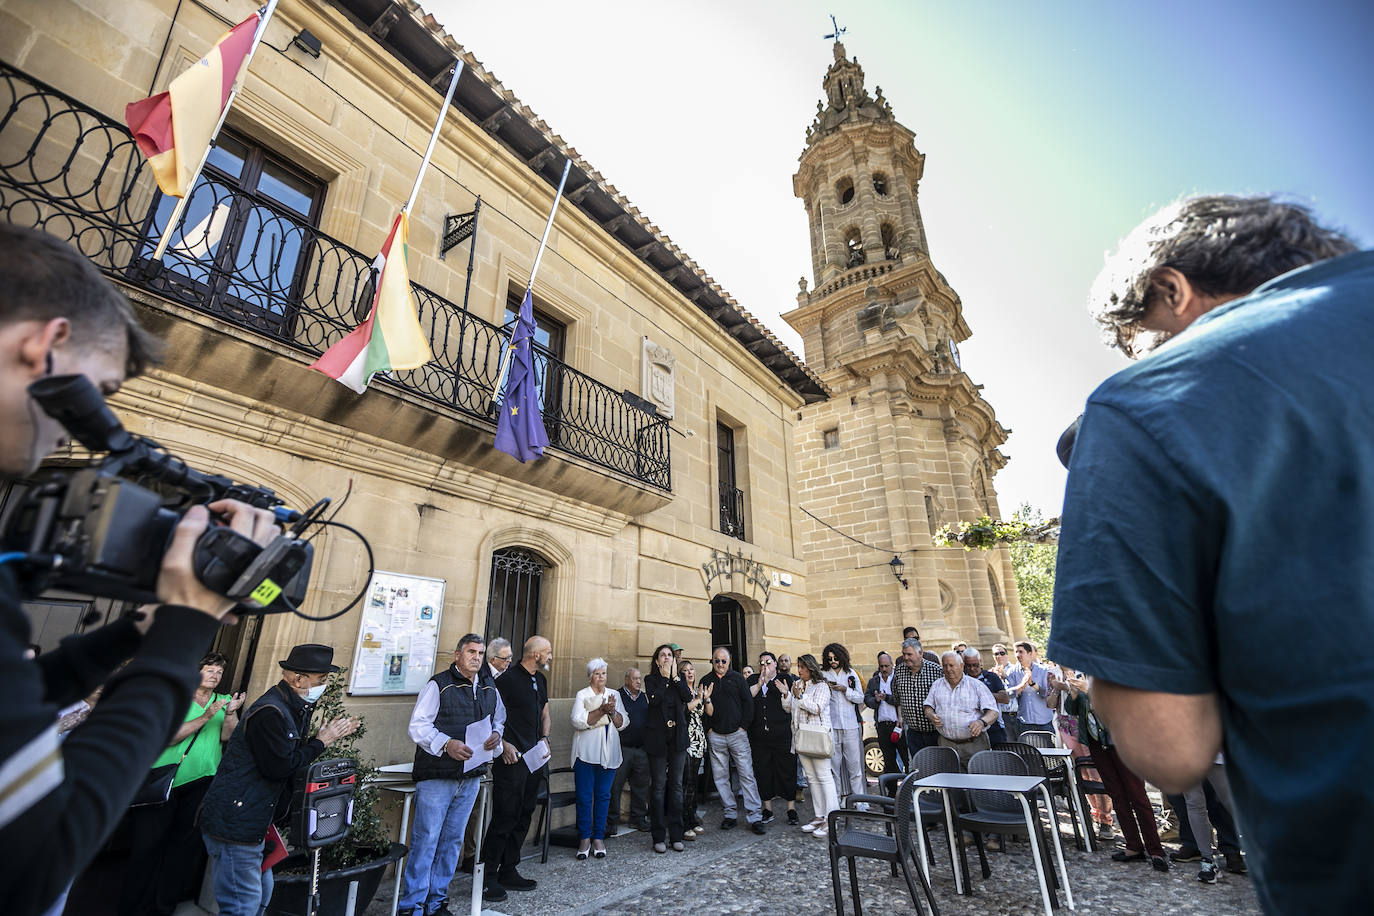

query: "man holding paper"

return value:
[399, 634, 506, 916]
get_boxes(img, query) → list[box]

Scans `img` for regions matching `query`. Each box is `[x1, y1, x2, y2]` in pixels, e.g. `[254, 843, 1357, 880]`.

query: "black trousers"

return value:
[118, 776, 212, 916]
[750, 731, 798, 802]
[681, 754, 703, 830]
[648, 749, 686, 843]
[875, 721, 902, 775]
[482, 760, 541, 881]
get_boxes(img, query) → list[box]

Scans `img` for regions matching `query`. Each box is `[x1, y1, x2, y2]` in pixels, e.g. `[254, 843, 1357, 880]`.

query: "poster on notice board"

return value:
[347, 570, 446, 696]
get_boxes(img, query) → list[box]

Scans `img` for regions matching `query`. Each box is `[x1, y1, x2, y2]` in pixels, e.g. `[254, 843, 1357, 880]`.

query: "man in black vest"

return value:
[397, 634, 505, 916]
[606, 666, 649, 833]
[746, 651, 798, 824]
[482, 635, 551, 903]
[199, 645, 358, 916]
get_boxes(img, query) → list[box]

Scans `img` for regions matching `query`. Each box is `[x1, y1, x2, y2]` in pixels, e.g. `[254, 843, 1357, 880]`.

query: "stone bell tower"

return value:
[784, 39, 1027, 662]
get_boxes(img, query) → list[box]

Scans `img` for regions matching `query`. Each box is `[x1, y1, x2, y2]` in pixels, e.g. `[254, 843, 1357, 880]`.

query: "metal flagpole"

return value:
[488, 159, 572, 405]
[469, 772, 493, 916]
[152, 0, 281, 260]
[403, 60, 465, 215]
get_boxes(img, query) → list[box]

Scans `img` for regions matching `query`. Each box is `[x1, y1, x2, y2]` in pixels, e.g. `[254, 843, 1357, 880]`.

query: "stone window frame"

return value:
[835, 176, 856, 207]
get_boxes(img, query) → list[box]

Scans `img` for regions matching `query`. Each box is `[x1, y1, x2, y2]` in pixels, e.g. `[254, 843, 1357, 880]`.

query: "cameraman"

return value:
[0, 225, 279, 916]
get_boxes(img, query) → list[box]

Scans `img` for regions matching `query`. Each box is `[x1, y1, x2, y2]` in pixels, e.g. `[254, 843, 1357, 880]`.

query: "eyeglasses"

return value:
[494, 654, 512, 662]
[712, 658, 728, 665]
[993, 651, 1006, 656]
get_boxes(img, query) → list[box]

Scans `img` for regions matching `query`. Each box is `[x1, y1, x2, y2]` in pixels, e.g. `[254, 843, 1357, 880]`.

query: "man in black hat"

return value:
[199, 644, 359, 916]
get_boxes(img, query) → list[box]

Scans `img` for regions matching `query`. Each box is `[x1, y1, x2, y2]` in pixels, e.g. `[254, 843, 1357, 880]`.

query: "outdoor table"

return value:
[912, 772, 1074, 916]
[375, 763, 416, 916]
[1037, 746, 1095, 851]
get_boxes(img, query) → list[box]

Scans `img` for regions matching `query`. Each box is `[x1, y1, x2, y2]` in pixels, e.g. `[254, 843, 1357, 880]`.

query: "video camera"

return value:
[1, 374, 316, 613]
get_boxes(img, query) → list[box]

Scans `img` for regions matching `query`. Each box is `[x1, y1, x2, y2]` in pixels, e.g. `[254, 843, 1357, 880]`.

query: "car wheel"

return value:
[863, 738, 886, 779]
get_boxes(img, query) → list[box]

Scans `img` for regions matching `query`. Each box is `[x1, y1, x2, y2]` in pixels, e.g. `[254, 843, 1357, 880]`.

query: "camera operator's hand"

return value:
[317, 715, 359, 746]
[158, 500, 280, 621]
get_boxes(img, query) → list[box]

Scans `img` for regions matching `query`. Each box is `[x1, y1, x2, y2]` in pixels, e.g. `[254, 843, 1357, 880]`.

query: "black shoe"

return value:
[1198, 859, 1219, 884]
[1111, 850, 1146, 863]
[482, 886, 507, 903]
[1223, 854, 1248, 875]
[761, 808, 775, 822]
[395, 909, 417, 916]
[1151, 855, 1170, 872]
[428, 900, 457, 916]
[720, 817, 737, 830]
[499, 870, 537, 891]
[632, 819, 651, 832]
[1170, 847, 1202, 863]
[787, 809, 799, 826]
[751, 821, 767, 835]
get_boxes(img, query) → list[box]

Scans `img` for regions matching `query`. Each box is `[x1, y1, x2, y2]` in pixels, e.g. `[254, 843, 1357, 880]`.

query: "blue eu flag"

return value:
[494, 289, 549, 462]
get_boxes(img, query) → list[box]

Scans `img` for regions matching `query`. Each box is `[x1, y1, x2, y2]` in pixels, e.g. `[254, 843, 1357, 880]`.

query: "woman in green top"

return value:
[119, 652, 245, 916]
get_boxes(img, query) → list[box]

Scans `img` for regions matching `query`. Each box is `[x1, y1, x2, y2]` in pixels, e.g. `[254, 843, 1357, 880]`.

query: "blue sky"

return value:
[432, 0, 1374, 515]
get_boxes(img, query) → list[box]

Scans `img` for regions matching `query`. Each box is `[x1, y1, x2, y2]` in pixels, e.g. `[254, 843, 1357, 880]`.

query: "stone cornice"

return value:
[111, 371, 635, 538]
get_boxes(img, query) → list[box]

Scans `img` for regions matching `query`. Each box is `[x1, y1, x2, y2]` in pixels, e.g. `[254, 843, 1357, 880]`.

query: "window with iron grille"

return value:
[717, 421, 746, 541]
[485, 547, 546, 652]
[137, 131, 325, 333]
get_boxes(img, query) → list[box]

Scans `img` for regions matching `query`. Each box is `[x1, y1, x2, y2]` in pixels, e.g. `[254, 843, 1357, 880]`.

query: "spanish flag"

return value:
[309, 212, 434, 394]
[124, 11, 263, 197]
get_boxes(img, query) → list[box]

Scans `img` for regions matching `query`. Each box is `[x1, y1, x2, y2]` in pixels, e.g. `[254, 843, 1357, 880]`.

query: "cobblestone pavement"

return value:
[367, 796, 1262, 916]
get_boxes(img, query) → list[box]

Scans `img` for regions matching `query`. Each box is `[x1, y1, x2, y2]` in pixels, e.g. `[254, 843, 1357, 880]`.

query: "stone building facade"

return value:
[0, 2, 1024, 769]
[783, 42, 1026, 667]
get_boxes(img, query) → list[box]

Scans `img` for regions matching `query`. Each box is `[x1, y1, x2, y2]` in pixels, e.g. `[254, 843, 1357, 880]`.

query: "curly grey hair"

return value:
[1088, 195, 1356, 358]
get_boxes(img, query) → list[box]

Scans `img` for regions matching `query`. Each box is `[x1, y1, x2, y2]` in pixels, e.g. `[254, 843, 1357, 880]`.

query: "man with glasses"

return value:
[486, 638, 512, 682]
[606, 668, 650, 833]
[699, 648, 765, 833]
[864, 652, 903, 775]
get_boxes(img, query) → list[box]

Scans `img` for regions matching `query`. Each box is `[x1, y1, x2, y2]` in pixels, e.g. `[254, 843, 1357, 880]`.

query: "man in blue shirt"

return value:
[1048, 195, 1368, 913]
[1003, 641, 1055, 737]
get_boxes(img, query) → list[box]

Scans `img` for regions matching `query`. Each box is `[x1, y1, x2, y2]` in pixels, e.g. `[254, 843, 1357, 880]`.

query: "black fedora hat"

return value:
[279, 644, 340, 674]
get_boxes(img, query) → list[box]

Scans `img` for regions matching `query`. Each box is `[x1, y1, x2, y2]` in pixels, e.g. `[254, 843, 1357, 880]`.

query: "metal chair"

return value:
[957, 750, 1070, 916]
[1018, 729, 1058, 748]
[828, 771, 940, 916]
[527, 766, 577, 863]
[993, 741, 1086, 851]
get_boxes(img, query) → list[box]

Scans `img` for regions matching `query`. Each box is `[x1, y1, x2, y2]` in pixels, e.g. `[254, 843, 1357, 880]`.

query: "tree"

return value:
[1006, 504, 1055, 649]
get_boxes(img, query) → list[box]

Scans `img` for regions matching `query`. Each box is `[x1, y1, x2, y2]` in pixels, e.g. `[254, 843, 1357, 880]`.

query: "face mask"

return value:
[305, 684, 327, 703]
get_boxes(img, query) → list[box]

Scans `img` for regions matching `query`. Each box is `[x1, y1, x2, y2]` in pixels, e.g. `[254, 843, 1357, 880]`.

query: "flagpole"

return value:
[489, 158, 572, 404]
[403, 60, 464, 215]
[153, 0, 281, 260]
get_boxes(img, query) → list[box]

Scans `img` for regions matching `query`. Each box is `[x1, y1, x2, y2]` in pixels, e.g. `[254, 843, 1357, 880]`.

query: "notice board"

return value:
[347, 570, 446, 695]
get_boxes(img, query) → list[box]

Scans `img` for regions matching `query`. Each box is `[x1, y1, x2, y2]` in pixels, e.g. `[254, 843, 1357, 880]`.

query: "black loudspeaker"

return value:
[300, 757, 356, 848]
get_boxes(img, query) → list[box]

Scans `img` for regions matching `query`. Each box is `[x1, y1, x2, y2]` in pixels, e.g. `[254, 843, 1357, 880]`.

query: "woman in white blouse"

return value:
[570, 657, 628, 859]
[782, 653, 837, 837]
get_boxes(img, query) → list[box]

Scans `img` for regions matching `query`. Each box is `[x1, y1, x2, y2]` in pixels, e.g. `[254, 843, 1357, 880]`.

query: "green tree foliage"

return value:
[1007, 504, 1055, 650]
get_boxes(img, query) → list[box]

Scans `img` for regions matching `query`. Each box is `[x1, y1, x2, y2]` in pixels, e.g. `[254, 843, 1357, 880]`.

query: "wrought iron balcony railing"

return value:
[0, 63, 669, 490]
[719, 481, 746, 541]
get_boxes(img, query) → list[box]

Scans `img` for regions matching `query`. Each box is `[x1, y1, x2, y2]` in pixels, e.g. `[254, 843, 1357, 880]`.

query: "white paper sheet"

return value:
[522, 738, 551, 773]
[463, 716, 496, 773]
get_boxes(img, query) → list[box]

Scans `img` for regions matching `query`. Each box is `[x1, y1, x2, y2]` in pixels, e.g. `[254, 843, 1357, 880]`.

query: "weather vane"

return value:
[824, 14, 846, 43]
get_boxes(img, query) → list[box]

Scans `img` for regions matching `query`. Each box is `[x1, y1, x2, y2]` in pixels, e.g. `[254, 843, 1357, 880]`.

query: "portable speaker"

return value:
[300, 757, 356, 849]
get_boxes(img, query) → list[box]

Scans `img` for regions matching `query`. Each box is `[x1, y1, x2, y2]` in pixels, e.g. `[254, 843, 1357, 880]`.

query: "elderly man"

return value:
[924, 651, 998, 769]
[482, 636, 552, 903]
[606, 667, 650, 833]
[485, 638, 512, 682]
[864, 652, 903, 774]
[891, 637, 942, 757]
[963, 649, 1009, 745]
[1047, 195, 1368, 912]
[398, 635, 505, 916]
[699, 646, 765, 833]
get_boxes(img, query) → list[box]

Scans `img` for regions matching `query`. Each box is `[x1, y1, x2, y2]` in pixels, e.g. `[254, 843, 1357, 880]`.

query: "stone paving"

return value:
[364, 794, 1263, 916]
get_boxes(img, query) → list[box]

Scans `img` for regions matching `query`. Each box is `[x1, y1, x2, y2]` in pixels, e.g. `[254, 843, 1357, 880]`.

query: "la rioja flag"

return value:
[124, 10, 264, 197]
[309, 212, 433, 393]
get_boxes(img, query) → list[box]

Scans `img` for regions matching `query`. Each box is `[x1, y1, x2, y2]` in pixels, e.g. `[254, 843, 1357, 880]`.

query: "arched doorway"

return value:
[710, 595, 747, 671]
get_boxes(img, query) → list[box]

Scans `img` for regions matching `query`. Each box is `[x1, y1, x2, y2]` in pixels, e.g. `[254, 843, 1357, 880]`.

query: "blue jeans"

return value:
[574, 759, 616, 840]
[203, 833, 272, 916]
[400, 776, 482, 913]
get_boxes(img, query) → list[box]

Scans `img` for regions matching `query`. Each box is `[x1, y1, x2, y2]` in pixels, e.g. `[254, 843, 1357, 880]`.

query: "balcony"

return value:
[0, 64, 670, 492]
[719, 482, 746, 541]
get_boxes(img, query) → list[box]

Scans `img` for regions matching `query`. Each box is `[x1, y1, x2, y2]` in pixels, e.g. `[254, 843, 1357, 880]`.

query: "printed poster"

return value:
[347, 570, 446, 695]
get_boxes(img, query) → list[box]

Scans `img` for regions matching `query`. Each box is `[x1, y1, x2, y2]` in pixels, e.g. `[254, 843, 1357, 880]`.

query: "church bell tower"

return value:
[784, 37, 1027, 659]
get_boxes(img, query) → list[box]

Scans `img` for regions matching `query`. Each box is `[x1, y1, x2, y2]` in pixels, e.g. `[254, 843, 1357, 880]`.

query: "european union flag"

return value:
[494, 289, 549, 462]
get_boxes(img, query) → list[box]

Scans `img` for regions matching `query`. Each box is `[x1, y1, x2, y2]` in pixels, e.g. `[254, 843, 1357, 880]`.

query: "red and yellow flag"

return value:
[124, 12, 262, 197]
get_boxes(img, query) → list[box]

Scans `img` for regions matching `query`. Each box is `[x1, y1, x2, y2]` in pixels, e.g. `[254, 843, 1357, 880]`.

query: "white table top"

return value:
[1036, 746, 1074, 757]
[913, 772, 1046, 793]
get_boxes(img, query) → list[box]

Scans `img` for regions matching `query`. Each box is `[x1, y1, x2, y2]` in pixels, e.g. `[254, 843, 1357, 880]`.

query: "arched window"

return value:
[485, 547, 546, 651]
[845, 228, 865, 266]
[835, 177, 855, 206]
[872, 172, 889, 196]
[880, 223, 895, 257]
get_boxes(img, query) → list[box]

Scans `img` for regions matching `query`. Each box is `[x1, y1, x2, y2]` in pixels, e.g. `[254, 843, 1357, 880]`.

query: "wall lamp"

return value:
[291, 29, 323, 59]
[889, 554, 908, 589]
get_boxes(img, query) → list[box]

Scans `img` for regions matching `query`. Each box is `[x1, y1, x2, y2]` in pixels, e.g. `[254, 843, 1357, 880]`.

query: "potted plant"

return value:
[266, 668, 406, 916]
